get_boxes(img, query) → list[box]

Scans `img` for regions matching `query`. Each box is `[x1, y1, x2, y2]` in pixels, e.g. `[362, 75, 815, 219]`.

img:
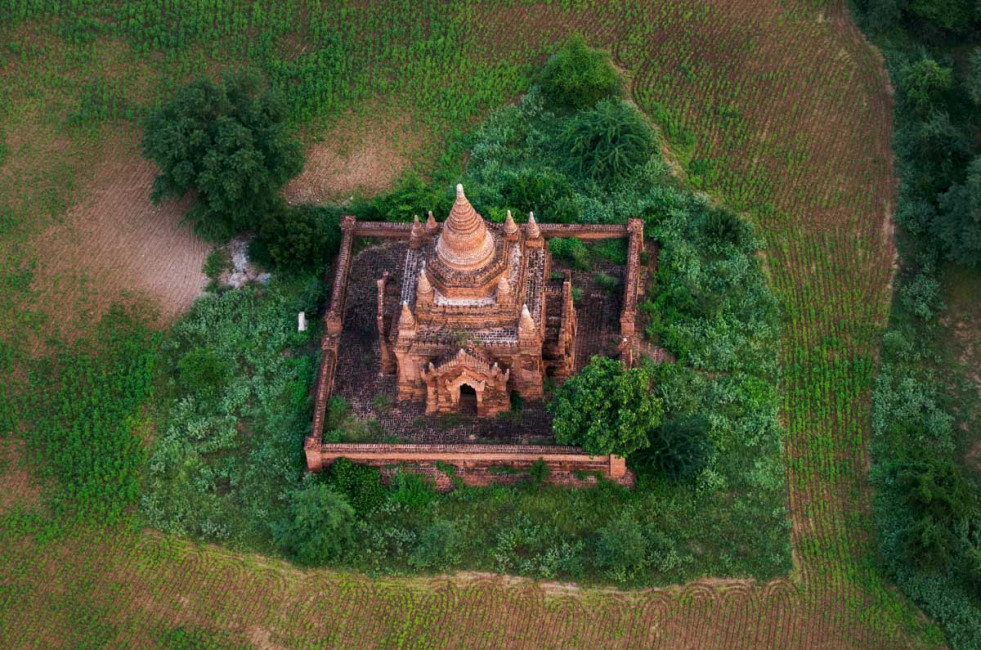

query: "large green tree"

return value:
[142, 70, 303, 241]
[548, 356, 662, 456]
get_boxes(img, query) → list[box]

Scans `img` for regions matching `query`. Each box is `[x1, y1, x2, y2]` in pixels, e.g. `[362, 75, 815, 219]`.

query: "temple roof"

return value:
[435, 184, 496, 272]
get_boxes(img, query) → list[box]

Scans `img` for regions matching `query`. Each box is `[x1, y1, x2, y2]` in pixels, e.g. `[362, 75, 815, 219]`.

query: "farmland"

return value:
[0, 0, 950, 647]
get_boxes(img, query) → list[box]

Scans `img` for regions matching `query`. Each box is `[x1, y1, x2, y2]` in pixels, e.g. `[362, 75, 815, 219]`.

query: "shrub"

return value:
[331, 458, 387, 515]
[500, 166, 575, 216]
[700, 208, 754, 252]
[539, 34, 621, 110]
[142, 70, 303, 241]
[390, 470, 437, 509]
[900, 270, 944, 321]
[562, 98, 657, 186]
[529, 458, 550, 487]
[177, 347, 231, 399]
[641, 415, 713, 481]
[409, 520, 461, 571]
[549, 356, 662, 456]
[273, 478, 355, 565]
[595, 516, 646, 582]
[202, 247, 231, 284]
[255, 204, 339, 273]
[549, 237, 591, 270]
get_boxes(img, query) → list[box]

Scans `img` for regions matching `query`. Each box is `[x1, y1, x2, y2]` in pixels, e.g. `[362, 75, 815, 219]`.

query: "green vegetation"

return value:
[19, 307, 158, 524]
[0, 1, 930, 642]
[852, 3, 981, 646]
[141, 283, 321, 547]
[549, 356, 662, 456]
[142, 71, 303, 242]
[539, 33, 621, 111]
[138, 44, 789, 586]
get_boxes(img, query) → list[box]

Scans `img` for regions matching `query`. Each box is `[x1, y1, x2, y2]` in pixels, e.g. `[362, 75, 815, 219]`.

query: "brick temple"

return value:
[378, 184, 576, 417]
[306, 183, 647, 487]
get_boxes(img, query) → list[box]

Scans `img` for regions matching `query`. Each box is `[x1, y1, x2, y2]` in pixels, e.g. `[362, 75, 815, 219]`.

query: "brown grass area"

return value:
[29, 132, 209, 332]
[284, 110, 423, 204]
[0, 439, 40, 515]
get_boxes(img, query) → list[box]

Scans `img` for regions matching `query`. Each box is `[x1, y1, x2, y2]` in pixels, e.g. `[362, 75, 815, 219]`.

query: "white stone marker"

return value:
[298, 311, 307, 332]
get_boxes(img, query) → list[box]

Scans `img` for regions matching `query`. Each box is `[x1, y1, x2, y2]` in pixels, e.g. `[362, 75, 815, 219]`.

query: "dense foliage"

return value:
[141, 282, 322, 546]
[252, 204, 342, 273]
[538, 33, 621, 111]
[549, 356, 662, 456]
[852, 3, 981, 646]
[142, 70, 303, 241]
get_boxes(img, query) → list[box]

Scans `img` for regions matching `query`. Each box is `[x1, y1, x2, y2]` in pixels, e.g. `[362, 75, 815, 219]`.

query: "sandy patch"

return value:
[31, 136, 209, 331]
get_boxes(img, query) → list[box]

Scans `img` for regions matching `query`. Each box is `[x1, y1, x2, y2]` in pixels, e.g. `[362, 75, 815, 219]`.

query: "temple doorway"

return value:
[458, 384, 478, 415]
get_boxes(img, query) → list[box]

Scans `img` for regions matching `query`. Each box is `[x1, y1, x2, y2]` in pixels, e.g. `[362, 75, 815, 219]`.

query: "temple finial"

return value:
[504, 210, 518, 235]
[526, 211, 541, 240]
[519, 303, 536, 334]
[400, 301, 416, 329]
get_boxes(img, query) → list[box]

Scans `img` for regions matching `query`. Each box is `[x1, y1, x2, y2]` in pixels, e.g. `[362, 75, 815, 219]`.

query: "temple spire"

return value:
[434, 183, 495, 272]
[518, 303, 536, 337]
[526, 211, 541, 240]
[426, 211, 438, 234]
[399, 301, 416, 331]
[504, 210, 518, 235]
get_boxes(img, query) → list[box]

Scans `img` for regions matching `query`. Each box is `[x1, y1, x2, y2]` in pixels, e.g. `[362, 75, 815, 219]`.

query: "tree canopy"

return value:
[548, 356, 662, 456]
[142, 70, 303, 242]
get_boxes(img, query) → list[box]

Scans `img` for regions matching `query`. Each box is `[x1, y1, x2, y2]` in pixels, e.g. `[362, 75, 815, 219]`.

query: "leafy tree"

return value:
[894, 458, 980, 567]
[142, 70, 303, 241]
[274, 479, 355, 565]
[548, 356, 662, 456]
[908, 0, 977, 33]
[539, 34, 621, 110]
[561, 98, 657, 186]
[966, 48, 981, 105]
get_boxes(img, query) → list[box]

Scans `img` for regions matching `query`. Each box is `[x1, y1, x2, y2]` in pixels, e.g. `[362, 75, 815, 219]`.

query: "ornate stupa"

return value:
[375, 184, 577, 417]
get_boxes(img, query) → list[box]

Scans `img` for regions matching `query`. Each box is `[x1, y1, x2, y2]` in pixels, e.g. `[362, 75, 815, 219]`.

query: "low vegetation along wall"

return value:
[305, 217, 644, 487]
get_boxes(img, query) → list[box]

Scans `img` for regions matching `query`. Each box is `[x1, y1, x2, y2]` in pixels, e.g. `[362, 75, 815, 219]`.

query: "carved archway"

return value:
[422, 349, 510, 417]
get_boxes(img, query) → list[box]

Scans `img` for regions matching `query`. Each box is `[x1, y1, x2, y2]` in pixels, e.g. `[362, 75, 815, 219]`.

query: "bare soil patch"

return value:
[0, 438, 41, 514]
[30, 133, 209, 331]
[284, 111, 422, 204]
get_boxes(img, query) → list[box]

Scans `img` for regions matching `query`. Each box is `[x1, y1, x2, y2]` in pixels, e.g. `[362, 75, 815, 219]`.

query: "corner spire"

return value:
[526, 211, 541, 240]
[399, 301, 416, 331]
[504, 210, 518, 235]
[519, 303, 536, 336]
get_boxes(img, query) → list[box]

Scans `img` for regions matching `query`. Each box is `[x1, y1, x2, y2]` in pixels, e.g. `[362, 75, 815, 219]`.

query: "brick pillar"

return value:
[609, 455, 627, 479]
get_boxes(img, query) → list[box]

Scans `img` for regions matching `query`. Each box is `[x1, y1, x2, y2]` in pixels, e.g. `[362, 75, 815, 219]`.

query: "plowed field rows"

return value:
[0, 0, 944, 646]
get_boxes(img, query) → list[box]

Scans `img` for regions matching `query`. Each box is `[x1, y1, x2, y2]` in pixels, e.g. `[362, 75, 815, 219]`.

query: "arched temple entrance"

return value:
[457, 384, 478, 415]
[421, 348, 511, 417]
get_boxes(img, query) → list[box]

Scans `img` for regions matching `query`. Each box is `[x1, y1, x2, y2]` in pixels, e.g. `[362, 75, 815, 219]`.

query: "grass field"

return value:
[0, 0, 949, 646]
